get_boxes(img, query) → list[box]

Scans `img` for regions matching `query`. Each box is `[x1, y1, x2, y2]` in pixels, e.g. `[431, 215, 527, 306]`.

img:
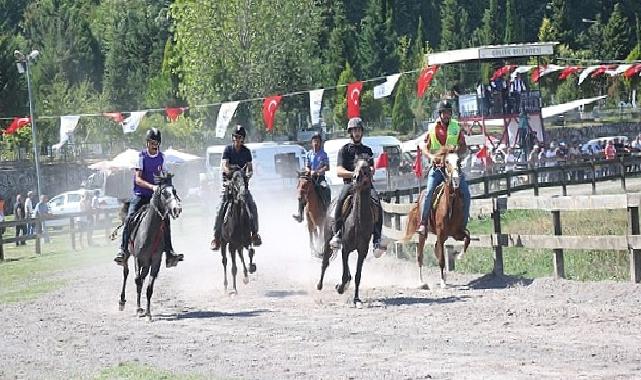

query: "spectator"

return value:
[509, 73, 527, 113]
[24, 190, 35, 235]
[0, 195, 5, 236]
[505, 148, 516, 171]
[78, 193, 93, 248]
[632, 135, 641, 152]
[14, 194, 27, 246]
[529, 145, 540, 166]
[34, 195, 51, 243]
[604, 140, 617, 160]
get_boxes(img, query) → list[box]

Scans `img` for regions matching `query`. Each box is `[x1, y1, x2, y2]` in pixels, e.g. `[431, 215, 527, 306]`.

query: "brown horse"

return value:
[296, 173, 327, 256]
[404, 147, 470, 289]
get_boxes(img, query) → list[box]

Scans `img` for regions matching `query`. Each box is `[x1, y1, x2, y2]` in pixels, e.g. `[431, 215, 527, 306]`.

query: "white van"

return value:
[204, 142, 306, 195]
[323, 136, 402, 191]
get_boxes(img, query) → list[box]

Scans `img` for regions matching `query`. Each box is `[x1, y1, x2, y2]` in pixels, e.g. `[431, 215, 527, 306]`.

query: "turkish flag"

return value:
[413, 146, 423, 178]
[491, 65, 516, 81]
[4, 117, 31, 135]
[531, 66, 544, 83]
[417, 65, 439, 98]
[165, 107, 185, 122]
[103, 112, 124, 123]
[558, 66, 582, 81]
[624, 64, 641, 79]
[375, 151, 388, 169]
[346, 81, 362, 118]
[591, 65, 611, 78]
[262, 95, 282, 131]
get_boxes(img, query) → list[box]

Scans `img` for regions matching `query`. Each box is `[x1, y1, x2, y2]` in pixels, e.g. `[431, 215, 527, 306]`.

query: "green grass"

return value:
[95, 362, 205, 380]
[0, 232, 112, 303]
[416, 208, 631, 281]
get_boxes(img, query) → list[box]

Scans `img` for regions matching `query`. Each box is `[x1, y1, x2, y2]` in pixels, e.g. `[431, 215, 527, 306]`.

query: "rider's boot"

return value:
[114, 247, 126, 266]
[292, 199, 304, 223]
[251, 232, 262, 247]
[164, 221, 183, 268]
[115, 222, 130, 266]
[329, 222, 342, 249]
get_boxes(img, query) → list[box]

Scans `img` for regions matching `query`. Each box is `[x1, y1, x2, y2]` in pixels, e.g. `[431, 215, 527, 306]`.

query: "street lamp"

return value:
[14, 49, 42, 197]
[581, 18, 597, 24]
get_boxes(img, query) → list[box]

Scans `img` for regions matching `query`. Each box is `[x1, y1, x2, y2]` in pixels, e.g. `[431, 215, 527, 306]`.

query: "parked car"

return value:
[47, 189, 121, 228]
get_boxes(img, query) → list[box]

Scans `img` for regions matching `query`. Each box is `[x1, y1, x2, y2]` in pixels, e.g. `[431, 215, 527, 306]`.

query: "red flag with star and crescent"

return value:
[4, 116, 31, 135]
[413, 146, 423, 178]
[347, 81, 362, 118]
[262, 95, 282, 131]
[165, 107, 185, 122]
[103, 112, 124, 123]
[417, 65, 439, 98]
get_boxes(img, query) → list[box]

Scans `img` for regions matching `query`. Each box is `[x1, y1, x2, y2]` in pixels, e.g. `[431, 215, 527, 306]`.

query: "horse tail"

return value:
[403, 190, 424, 241]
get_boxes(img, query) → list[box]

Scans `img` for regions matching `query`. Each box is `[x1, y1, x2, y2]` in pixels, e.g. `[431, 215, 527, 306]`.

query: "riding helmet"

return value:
[232, 125, 247, 139]
[311, 131, 322, 141]
[347, 117, 364, 132]
[146, 128, 162, 144]
[438, 99, 453, 113]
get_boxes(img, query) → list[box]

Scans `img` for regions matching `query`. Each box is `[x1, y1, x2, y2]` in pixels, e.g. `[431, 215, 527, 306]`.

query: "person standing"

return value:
[24, 190, 35, 235]
[34, 195, 51, 243]
[14, 194, 27, 245]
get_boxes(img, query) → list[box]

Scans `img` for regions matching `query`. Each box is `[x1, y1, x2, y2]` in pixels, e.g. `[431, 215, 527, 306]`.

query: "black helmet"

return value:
[232, 125, 247, 139]
[438, 99, 453, 113]
[311, 131, 322, 141]
[145, 128, 162, 144]
[347, 117, 364, 132]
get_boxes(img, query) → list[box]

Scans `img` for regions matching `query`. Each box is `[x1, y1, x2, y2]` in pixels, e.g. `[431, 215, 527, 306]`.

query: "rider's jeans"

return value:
[332, 183, 383, 244]
[420, 167, 471, 228]
[121, 195, 150, 251]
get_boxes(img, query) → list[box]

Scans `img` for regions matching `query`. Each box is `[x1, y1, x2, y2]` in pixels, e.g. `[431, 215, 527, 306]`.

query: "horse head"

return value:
[154, 171, 182, 219]
[352, 156, 372, 190]
[296, 171, 314, 200]
[229, 167, 247, 202]
[436, 146, 461, 189]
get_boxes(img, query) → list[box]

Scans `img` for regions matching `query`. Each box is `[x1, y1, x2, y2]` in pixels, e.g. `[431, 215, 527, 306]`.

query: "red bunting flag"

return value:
[165, 107, 185, 122]
[4, 116, 31, 135]
[346, 81, 363, 118]
[558, 66, 582, 81]
[624, 64, 641, 79]
[375, 151, 388, 169]
[590, 65, 614, 78]
[531, 66, 544, 83]
[103, 112, 124, 123]
[413, 146, 423, 178]
[262, 95, 282, 131]
[491, 65, 517, 81]
[417, 65, 439, 98]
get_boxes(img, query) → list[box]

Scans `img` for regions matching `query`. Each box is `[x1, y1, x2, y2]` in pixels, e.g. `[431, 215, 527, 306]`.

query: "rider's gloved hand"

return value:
[246, 171, 253, 179]
[151, 185, 159, 192]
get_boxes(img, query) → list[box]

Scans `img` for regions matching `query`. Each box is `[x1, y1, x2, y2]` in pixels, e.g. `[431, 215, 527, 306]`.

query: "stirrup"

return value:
[329, 233, 341, 249]
[417, 225, 427, 237]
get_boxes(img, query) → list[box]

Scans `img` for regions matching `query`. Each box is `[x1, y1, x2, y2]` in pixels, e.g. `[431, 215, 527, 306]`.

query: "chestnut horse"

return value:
[404, 147, 470, 289]
[296, 173, 328, 257]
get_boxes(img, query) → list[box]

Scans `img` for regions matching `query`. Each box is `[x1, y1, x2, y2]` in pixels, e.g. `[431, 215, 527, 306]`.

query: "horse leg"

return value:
[335, 248, 352, 295]
[238, 246, 249, 285]
[145, 274, 157, 322]
[135, 266, 149, 316]
[417, 233, 429, 290]
[221, 245, 228, 291]
[230, 246, 238, 294]
[248, 248, 256, 274]
[119, 258, 129, 311]
[435, 237, 447, 289]
[353, 249, 367, 306]
[317, 244, 330, 291]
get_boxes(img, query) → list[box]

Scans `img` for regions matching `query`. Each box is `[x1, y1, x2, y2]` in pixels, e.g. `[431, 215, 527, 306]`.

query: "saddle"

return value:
[126, 205, 151, 252]
[339, 193, 380, 224]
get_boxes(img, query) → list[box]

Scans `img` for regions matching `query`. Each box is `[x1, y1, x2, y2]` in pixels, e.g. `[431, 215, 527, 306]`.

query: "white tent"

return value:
[88, 148, 202, 171]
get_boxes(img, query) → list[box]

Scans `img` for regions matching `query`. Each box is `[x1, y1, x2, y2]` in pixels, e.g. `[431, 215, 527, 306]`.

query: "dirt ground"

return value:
[1, 196, 641, 379]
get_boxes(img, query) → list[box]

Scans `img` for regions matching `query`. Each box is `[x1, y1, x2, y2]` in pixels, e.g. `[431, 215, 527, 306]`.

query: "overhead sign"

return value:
[479, 44, 555, 59]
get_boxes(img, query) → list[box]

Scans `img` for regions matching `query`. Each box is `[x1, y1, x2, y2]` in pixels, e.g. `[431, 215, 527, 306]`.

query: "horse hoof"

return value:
[243, 276, 249, 285]
[146, 314, 152, 322]
[249, 263, 257, 273]
[418, 283, 430, 290]
[316, 282, 323, 291]
[440, 280, 447, 289]
[229, 290, 238, 297]
[335, 284, 344, 295]
[118, 302, 126, 311]
[136, 308, 145, 317]
[354, 298, 363, 308]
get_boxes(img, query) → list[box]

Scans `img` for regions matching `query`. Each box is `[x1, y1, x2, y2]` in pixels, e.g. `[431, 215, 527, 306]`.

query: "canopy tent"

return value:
[88, 148, 202, 171]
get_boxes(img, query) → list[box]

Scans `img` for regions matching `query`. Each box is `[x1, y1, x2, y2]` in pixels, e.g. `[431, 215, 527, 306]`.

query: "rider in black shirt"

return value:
[210, 125, 262, 250]
[330, 117, 384, 257]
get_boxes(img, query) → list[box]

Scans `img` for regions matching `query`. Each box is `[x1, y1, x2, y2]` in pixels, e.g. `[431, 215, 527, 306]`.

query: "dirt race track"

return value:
[1, 197, 641, 379]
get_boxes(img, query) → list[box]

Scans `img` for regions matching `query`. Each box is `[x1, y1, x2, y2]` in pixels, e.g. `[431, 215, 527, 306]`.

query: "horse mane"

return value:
[154, 171, 174, 187]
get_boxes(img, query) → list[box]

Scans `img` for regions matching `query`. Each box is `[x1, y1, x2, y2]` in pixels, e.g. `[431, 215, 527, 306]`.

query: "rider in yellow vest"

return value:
[417, 100, 471, 235]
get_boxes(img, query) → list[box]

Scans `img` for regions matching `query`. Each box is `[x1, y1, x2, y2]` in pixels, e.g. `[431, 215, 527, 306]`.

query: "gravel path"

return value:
[1, 198, 641, 379]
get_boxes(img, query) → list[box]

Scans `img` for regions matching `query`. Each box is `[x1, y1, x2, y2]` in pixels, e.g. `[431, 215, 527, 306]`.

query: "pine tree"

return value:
[480, 0, 500, 45]
[322, 2, 350, 86]
[382, 7, 400, 76]
[439, 0, 459, 86]
[391, 77, 414, 135]
[358, 0, 387, 78]
[603, 3, 633, 60]
[549, 0, 572, 45]
[504, 0, 518, 43]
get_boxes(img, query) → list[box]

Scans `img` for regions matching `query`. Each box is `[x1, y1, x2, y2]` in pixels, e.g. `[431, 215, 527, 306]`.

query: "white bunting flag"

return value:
[309, 89, 324, 125]
[578, 65, 600, 85]
[52, 115, 80, 150]
[215, 101, 240, 138]
[121, 111, 147, 133]
[538, 64, 562, 79]
[510, 65, 535, 81]
[609, 64, 631, 76]
[373, 73, 401, 99]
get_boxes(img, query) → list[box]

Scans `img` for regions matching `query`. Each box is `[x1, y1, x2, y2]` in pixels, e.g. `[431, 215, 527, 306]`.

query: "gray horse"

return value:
[220, 168, 256, 294]
[317, 158, 375, 305]
[117, 172, 182, 320]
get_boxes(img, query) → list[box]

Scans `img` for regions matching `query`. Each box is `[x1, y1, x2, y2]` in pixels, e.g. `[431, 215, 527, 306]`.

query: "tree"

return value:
[357, 0, 392, 78]
[504, 0, 519, 43]
[391, 77, 414, 135]
[548, 0, 573, 46]
[333, 62, 356, 129]
[603, 3, 633, 60]
[320, 1, 351, 87]
[439, 0, 459, 86]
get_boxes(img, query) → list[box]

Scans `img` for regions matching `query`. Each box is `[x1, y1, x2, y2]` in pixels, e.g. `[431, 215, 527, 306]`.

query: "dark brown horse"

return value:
[296, 173, 328, 256]
[317, 158, 374, 306]
[404, 148, 470, 289]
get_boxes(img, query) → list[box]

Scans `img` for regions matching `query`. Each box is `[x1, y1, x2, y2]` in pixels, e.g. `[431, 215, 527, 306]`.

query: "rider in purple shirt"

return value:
[114, 128, 183, 267]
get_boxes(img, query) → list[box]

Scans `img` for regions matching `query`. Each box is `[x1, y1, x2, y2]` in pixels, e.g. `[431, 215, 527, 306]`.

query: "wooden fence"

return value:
[0, 209, 118, 261]
[381, 193, 641, 284]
